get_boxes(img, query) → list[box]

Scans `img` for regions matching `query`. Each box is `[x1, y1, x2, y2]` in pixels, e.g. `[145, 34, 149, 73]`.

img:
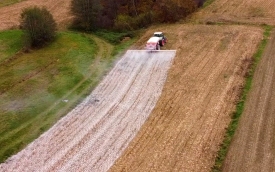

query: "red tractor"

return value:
[153, 32, 167, 46]
[145, 32, 167, 50]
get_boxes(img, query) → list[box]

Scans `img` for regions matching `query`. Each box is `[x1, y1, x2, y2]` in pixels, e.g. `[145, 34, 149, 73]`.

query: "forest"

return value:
[71, 0, 206, 30]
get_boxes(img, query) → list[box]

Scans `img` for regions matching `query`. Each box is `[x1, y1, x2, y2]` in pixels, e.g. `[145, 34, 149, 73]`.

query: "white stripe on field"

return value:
[0, 50, 176, 172]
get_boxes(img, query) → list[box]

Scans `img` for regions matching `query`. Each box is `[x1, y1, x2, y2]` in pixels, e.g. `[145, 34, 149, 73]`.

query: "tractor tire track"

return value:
[0, 50, 176, 172]
[223, 30, 275, 172]
[109, 25, 263, 172]
[194, 0, 275, 25]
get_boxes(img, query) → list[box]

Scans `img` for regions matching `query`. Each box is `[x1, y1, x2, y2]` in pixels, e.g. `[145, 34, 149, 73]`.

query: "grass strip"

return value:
[94, 30, 136, 44]
[0, 30, 23, 62]
[0, 30, 135, 163]
[212, 25, 273, 172]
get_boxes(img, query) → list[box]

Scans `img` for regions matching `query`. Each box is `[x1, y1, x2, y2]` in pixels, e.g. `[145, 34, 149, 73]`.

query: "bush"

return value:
[94, 30, 135, 44]
[20, 6, 57, 48]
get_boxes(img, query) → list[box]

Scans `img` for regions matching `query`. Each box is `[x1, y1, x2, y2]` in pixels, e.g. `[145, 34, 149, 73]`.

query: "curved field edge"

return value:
[0, 30, 133, 163]
[212, 25, 273, 172]
[0, 50, 176, 171]
[0, 31, 96, 162]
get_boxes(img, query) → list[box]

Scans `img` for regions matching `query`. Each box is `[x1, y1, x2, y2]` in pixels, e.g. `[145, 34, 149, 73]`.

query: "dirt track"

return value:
[222, 30, 275, 172]
[0, 0, 72, 30]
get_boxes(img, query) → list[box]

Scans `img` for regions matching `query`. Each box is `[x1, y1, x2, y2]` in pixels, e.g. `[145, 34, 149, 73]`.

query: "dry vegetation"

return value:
[1, 0, 274, 171]
[0, 0, 72, 30]
[193, 0, 275, 25]
[109, 24, 263, 171]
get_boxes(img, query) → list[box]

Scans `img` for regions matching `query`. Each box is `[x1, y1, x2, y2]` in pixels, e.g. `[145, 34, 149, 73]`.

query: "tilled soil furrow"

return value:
[74, 60, 169, 171]
[0, 50, 175, 172]
[124, 29, 225, 169]
[1, 0, 271, 171]
[153, 44, 235, 171]
[48, 55, 156, 171]
[0, 0, 71, 30]
[109, 25, 263, 172]
[32, 55, 150, 170]
[38, 56, 144, 162]
[223, 31, 275, 172]
[195, 0, 275, 25]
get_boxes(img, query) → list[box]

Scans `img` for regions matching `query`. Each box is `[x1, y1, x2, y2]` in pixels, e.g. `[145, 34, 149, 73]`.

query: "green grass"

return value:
[0, 0, 25, 7]
[0, 29, 134, 163]
[94, 30, 136, 44]
[0, 30, 23, 62]
[212, 25, 273, 172]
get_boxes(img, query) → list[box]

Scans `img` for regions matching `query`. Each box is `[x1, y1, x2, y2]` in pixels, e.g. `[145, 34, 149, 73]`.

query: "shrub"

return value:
[114, 15, 134, 31]
[20, 6, 57, 48]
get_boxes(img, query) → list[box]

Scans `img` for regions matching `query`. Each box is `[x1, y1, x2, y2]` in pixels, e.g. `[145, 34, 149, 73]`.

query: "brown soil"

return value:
[0, 0, 72, 30]
[222, 30, 275, 172]
[109, 25, 263, 172]
[0, 0, 273, 171]
[193, 0, 275, 26]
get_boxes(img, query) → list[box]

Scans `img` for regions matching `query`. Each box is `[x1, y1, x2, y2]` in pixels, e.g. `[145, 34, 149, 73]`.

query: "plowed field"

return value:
[0, 0, 72, 30]
[222, 30, 275, 172]
[0, 24, 263, 171]
[0, 0, 271, 171]
[109, 25, 263, 172]
[0, 50, 176, 171]
[194, 0, 275, 25]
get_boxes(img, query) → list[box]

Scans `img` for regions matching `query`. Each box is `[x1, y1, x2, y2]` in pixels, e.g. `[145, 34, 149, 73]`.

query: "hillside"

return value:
[0, 0, 275, 171]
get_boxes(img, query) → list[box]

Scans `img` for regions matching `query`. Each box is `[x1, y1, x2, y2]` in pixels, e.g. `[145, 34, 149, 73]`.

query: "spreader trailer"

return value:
[145, 37, 161, 51]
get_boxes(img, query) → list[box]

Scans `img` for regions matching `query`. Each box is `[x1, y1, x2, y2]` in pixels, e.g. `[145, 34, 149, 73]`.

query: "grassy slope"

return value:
[0, 30, 23, 62]
[0, 30, 121, 162]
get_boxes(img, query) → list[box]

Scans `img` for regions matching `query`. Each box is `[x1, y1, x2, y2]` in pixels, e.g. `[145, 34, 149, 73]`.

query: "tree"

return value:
[71, 0, 102, 31]
[72, 0, 198, 31]
[98, 0, 118, 28]
[20, 6, 57, 48]
[152, 0, 197, 23]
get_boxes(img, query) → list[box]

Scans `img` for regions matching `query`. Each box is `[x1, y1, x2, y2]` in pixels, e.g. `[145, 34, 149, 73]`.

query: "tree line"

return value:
[19, 0, 205, 48]
[71, 0, 204, 31]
